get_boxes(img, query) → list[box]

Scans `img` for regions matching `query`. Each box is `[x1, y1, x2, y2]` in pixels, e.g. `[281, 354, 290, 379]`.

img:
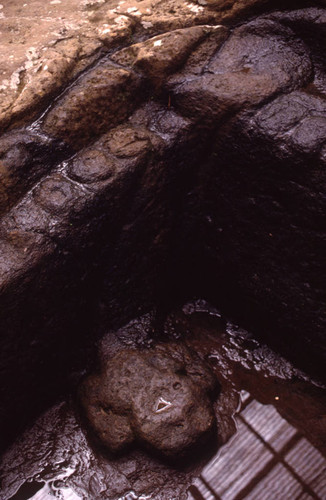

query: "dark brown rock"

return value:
[1, 5, 326, 456]
[102, 126, 152, 159]
[33, 174, 85, 217]
[79, 342, 218, 458]
[67, 150, 116, 184]
[0, 130, 65, 215]
[169, 19, 312, 121]
[251, 90, 326, 158]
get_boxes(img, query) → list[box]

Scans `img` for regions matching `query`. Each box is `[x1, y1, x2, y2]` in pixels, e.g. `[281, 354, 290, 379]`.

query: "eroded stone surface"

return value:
[168, 18, 312, 120]
[0, 129, 66, 215]
[0, 0, 225, 133]
[1, 3, 326, 456]
[43, 63, 142, 148]
[67, 149, 116, 183]
[1, 304, 325, 500]
[5, 0, 322, 135]
[79, 342, 218, 458]
[112, 25, 215, 85]
[251, 91, 326, 157]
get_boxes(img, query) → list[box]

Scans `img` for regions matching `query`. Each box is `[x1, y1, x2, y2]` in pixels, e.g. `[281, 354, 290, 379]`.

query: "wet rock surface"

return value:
[168, 18, 312, 120]
[1, 302, 325, 500]
[0, 130, 67, 214]
[0, 0, 326, 469]
[79, 342, 218, 458]
[43, 63, 142, 148]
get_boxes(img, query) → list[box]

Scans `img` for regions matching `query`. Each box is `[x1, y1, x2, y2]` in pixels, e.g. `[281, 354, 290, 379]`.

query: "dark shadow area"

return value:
[7, 481, 44, 500]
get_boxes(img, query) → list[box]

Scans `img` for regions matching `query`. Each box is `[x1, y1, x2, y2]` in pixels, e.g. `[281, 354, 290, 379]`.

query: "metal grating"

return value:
[189, 398, 326, 500]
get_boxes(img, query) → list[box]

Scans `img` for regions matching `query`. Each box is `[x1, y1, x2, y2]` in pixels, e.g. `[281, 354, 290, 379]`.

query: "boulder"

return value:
[79, 342, 218, 458]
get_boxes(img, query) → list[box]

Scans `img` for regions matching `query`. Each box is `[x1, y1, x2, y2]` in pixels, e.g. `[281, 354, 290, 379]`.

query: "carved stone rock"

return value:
[1, 3, 326, 453]
[79, 343, 219, 458]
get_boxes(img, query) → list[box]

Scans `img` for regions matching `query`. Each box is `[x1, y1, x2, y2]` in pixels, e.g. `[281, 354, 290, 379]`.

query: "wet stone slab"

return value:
[1, 301, 325, 500]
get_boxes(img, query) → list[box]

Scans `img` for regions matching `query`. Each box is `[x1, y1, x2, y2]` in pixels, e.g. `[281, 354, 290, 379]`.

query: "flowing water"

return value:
[1, 301, 326, 500]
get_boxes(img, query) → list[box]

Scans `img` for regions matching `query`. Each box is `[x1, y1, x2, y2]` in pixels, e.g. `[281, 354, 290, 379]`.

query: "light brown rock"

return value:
[43, 63, 142, 148]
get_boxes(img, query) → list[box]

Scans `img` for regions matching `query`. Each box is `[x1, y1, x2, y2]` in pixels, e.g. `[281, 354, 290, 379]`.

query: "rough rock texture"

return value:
[2, 0, 320, 134]
[79, 342, 218, 458]
[1, 1, 326, 453]
[0, 402, 205, 500]
[111, 25, 214, 85]
[1, 303, 325, 500]
[169, 18, 313, 115]
[0, 130, 67, 214]
[43, 63, 143, 148]
[0, 0, 233, 133]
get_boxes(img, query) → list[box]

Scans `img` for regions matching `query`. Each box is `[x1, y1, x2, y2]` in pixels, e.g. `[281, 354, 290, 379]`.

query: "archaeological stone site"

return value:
[0, 1, 326, 499]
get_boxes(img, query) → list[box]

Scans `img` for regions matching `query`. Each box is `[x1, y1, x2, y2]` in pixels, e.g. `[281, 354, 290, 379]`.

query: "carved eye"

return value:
[173, 382, 181, 390]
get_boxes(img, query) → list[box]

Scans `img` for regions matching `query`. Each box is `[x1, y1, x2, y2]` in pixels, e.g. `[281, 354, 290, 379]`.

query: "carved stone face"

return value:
[79, 343, 219, 458]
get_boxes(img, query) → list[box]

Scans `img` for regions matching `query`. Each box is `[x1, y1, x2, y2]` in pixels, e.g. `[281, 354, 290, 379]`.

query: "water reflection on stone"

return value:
[1, 302, 326, 500]
[189, 391, 326, 500]
[29, 483, 81, 500]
